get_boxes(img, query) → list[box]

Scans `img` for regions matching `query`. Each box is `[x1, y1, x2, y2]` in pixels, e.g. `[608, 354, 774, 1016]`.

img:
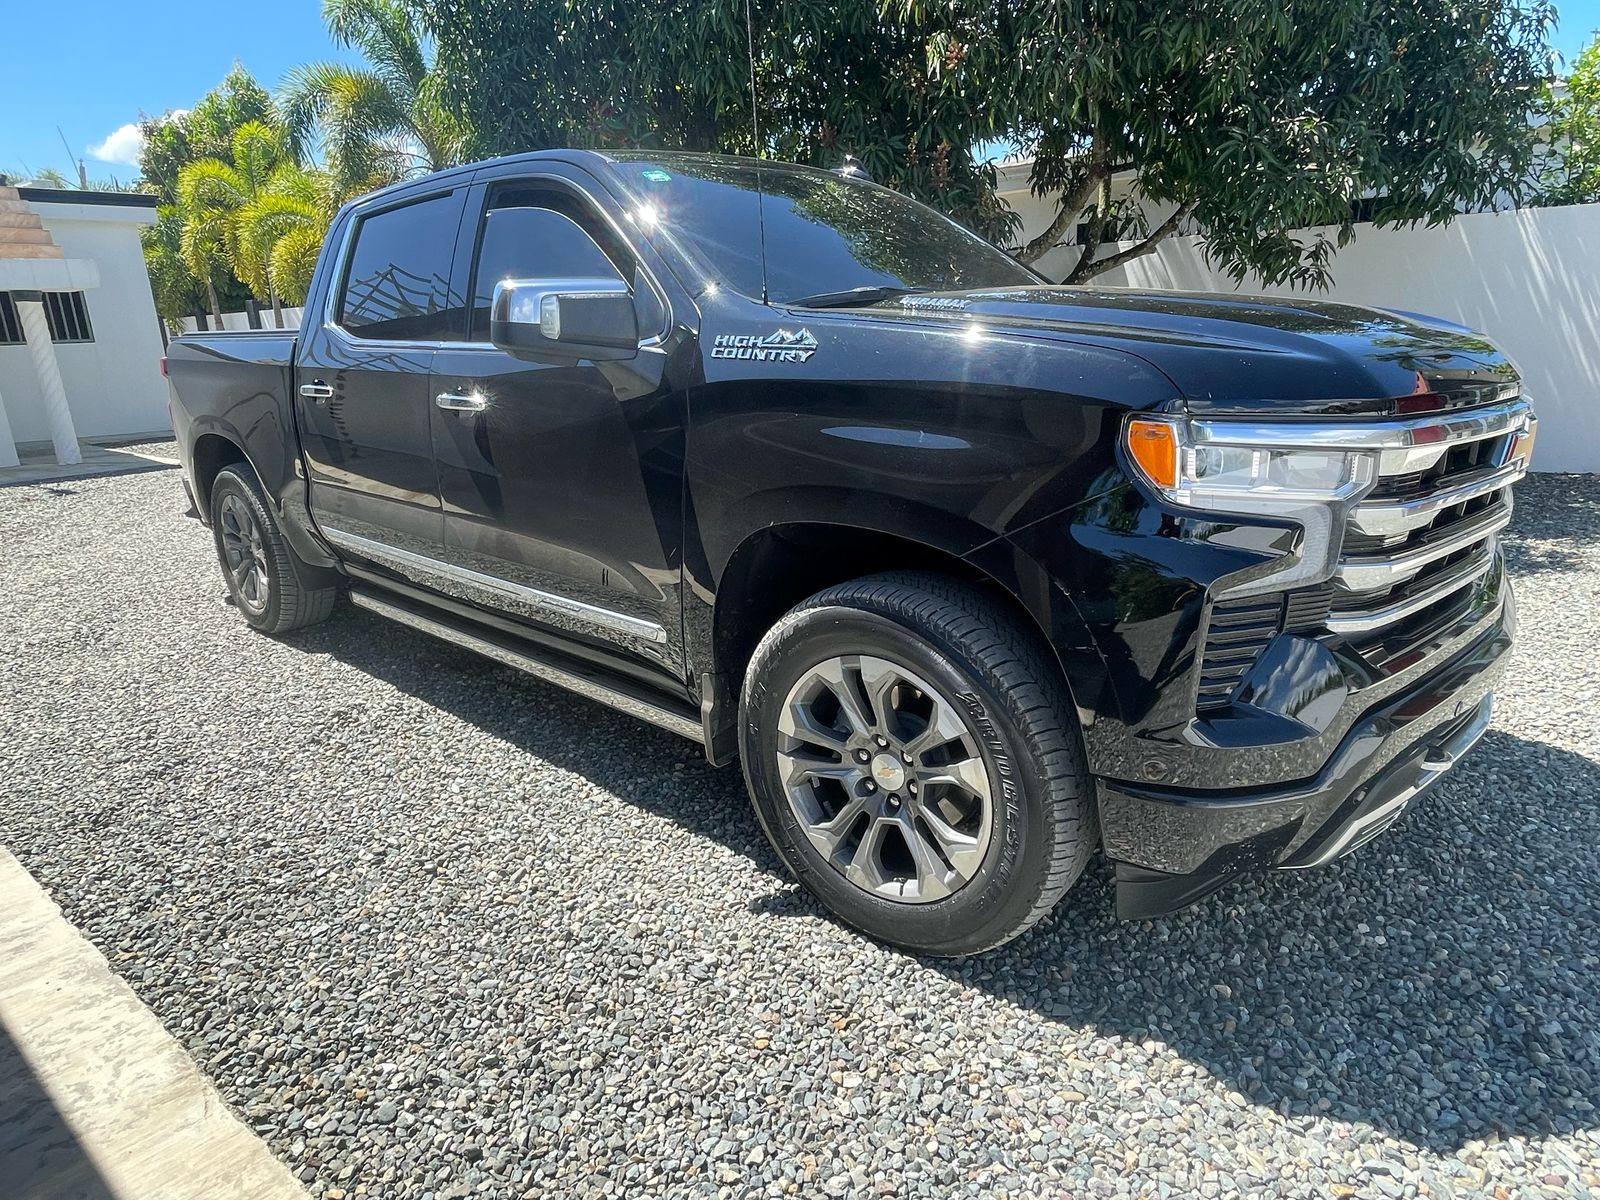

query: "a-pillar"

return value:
[13, 290, 80, 465]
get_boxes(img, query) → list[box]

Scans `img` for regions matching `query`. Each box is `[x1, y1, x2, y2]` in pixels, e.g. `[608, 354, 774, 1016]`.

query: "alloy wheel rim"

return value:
[776, 654, 995, 904]
[218, 495, 270, 615]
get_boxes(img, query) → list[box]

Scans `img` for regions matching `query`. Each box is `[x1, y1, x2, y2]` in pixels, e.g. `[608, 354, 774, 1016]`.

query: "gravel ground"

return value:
[1, 462, 1597, 1200]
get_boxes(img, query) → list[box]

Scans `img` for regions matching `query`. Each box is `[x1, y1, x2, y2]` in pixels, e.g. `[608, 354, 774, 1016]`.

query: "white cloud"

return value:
[88, 122, 146, 167]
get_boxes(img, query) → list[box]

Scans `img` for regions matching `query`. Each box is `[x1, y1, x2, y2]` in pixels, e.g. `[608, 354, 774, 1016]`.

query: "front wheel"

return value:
[739, 572, 1095, 956]
[209, 465, 337, 634]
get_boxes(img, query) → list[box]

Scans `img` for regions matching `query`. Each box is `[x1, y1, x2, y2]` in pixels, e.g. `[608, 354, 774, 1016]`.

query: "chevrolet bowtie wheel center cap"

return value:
[871, 753, 907, 793]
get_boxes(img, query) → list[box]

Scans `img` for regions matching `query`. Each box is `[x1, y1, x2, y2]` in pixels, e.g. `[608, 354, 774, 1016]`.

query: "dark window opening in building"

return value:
[0, 292, 95, 344]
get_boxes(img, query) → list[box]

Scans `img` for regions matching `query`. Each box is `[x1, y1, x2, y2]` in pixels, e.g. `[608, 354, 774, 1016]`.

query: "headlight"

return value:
[1124, 416, 1377, 509]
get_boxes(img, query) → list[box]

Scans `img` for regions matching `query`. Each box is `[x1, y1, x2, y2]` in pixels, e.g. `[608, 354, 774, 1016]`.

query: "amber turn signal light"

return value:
[1125, 418, 1179, 488]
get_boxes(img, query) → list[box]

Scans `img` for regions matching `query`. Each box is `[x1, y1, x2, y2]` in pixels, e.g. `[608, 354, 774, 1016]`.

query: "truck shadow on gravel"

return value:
[292, 613, 1599, 1157]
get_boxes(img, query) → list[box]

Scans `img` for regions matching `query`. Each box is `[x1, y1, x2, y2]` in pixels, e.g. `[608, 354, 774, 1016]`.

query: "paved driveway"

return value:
[1, 464, 1596, 1199]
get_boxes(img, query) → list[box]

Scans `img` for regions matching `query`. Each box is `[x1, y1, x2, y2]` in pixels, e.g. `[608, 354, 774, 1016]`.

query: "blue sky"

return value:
[4, 0, 1600, 184]
[1, 1, 360, 182]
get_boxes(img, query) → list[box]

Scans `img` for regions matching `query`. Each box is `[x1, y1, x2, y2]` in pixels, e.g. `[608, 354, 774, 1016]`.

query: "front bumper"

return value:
[1103, 602, 1512, 919]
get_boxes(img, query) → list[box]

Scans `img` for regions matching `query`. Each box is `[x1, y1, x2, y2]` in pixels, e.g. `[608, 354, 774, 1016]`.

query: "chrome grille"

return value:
[1327, 397, 1532, 637]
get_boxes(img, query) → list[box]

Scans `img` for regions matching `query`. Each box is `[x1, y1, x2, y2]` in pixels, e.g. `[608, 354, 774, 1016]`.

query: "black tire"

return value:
[209, 465, 337, 634]
[739, 572, 1095, 956]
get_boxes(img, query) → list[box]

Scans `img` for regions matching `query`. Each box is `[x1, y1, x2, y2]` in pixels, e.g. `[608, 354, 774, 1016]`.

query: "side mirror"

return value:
[489, 277, 638, 362]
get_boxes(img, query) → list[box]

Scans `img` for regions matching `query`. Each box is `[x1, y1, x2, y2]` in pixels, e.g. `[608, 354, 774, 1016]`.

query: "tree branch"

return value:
[1069, 201, 1195, 282]
[1068, 173, 1112, 282]
[1017, 140, 1107, 264]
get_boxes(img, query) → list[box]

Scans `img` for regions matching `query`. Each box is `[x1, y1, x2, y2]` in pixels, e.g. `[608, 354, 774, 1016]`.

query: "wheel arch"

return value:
[703, 513, 1105, 764]
[189, 431, 253, 522]
[186, 422, 339, 571]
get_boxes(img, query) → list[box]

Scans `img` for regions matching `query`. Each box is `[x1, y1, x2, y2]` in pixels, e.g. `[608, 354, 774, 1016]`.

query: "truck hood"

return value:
[859, 286, 1519, 415]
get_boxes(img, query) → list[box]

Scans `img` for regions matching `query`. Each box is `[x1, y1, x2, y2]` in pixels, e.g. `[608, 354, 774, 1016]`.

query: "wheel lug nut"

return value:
[864, 780, 877, 793]
[908, 780, 918, 794]
[875, 735, 889, 748]
[886, 794, 901, 810]
[901, 751, 913, 764]
[855, 749, 870, 763]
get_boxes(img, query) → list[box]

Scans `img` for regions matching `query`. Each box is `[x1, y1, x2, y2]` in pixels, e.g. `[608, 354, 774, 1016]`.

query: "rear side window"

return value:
[468, 187, 635, 340]
[338, 192, 464, 341]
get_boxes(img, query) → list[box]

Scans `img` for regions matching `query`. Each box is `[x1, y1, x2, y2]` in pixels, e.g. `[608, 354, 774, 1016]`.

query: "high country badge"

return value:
[711, 328, 819, 363]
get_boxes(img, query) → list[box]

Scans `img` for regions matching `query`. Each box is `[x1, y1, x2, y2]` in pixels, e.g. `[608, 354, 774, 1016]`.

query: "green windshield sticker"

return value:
[641, 168, 672, 182]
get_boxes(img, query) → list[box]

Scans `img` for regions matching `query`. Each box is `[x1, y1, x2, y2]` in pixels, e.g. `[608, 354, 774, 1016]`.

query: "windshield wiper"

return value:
[784, 284, 927, 309]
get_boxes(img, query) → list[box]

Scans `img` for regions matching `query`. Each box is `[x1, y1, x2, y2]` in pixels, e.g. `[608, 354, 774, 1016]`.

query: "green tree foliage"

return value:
[422, 0, 1553, 285]
[280, 0, 469, 193]
[139, 65, 277, 206]
[179, 122, 339, 323]
[906, 1, 1558, 285]
[140, 206, 206, 324]
[139, 66, 276, 324]
[1542, 34, 1600, 204]
[418, 0, 1015, 242]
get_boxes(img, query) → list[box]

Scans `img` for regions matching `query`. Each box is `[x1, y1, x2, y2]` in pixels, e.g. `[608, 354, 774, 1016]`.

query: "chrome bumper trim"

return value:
[1283, 693, 1493, 870]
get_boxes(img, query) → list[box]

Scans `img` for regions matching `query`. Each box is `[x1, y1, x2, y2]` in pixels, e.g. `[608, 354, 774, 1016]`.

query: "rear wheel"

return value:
[209, 466, 337, 634]
[739, 572, 1095, 955]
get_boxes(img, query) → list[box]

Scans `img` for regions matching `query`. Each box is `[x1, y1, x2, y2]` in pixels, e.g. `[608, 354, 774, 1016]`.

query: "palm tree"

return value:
[279, 0, 468, 194]
[237, 169, 341, 307]
[179, 121, 318, 327]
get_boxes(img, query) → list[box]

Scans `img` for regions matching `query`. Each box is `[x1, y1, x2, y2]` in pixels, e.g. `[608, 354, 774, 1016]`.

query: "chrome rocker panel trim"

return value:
[322, 526, 669, 645]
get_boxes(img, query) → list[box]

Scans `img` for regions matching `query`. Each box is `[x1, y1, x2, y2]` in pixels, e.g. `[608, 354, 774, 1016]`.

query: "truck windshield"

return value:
[607, 154, 1038, 306]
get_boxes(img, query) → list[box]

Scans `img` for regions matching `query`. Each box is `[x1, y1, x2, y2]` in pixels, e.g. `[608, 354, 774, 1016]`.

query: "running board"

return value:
[348, 588, 704, 744]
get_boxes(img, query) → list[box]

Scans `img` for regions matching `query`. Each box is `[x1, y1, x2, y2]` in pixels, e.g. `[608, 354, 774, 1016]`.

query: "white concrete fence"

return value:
[178, 307, 304, 333]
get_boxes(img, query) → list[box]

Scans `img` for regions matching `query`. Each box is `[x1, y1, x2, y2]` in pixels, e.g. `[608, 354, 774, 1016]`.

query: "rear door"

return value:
[427, 166, 687, 677]
[295, 187, 468, 580]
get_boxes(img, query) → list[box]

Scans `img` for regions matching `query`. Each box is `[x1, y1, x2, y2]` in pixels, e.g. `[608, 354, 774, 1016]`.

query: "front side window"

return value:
[608, 155, 1038, 305]
[338, 192, 464, 341]
[469, 191, 630, 340]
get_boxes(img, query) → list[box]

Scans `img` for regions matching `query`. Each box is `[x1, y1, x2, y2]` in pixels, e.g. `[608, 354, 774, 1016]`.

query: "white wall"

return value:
[0, 199, 169, 444]
[178, 307, 304, 333]
[1084, 204, 1600, 472]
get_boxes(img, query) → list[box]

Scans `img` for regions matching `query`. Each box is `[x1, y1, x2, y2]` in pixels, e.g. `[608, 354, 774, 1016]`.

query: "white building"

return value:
[0, 184, 169, 467]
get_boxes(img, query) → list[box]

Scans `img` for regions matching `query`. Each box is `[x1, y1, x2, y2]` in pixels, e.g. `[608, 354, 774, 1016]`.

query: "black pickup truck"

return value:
[166, 150, 1534, 954]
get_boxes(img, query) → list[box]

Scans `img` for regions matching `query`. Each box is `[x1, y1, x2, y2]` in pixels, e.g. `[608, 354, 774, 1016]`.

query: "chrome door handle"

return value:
[299, 382, 333, 400]
[436, 390, 488, 412]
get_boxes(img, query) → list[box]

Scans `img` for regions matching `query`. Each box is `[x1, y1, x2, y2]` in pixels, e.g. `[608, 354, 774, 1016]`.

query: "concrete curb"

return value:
[0, 848, 308, 1200]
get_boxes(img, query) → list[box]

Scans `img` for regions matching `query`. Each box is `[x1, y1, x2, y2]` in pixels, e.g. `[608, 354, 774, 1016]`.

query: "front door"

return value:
[428, 171, 686, 677]
[295, 187, 468, 582]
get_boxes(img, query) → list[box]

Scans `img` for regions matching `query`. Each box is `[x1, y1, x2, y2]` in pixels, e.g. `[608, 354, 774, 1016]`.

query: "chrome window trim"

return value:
[459, 169, 673, 349]
[322, 527, 668, 645]
[313, 171, 674, 355]
[322, 188, 469, 349]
